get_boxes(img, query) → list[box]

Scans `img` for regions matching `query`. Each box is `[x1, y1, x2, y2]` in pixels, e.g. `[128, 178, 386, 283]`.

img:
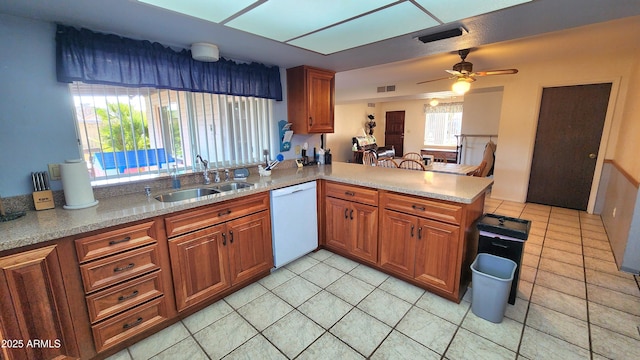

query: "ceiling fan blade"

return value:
[473, 69, 519, 77]
[416, 76, 454, 85]
[445, 69, 463, 76]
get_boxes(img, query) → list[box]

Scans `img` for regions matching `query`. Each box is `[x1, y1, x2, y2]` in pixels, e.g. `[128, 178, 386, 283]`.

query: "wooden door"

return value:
[414, 219, 460, 294]
[168, 225, 230, 311]
[0, 245, 80, 360]
[325, 197, 351, 253]
[379, 210, 416, 277]
[527, 83, 611, 210]
[227, 211, 274, 285]
[384, 111, 405, 156]
[307, 68, 335, 133]
[350, 202, 378, 264]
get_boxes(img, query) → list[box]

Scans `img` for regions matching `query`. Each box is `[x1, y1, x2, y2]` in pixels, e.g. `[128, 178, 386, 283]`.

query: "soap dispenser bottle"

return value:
[171, 166, 181, 189]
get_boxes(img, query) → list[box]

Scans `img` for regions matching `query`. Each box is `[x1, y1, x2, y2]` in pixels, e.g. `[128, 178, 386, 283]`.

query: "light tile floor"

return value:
[108, 198, 640, 359]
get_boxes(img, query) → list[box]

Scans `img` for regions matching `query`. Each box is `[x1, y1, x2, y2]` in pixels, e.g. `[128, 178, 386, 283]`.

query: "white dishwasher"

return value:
[270, 181, 318, 268]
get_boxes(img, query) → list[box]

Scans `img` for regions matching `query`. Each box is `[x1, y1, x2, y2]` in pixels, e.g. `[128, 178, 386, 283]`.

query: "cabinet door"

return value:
[0, 245, 80, 360]
[414, 219, 460, 294]
[227, 211, 274, 285]
[379, 210, 417, 277]
[307, 68, 334, 133]
[325, 197, 351, 253]
[350, 202, 378, 264]
[168, 225, 230, 311]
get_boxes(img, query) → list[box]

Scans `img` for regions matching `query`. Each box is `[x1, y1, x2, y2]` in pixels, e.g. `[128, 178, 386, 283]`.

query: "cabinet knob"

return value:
[588, 153, 597, 159]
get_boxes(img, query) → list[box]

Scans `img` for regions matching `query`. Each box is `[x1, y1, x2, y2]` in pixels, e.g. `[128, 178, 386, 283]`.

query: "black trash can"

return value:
[476, 214, 531, 305]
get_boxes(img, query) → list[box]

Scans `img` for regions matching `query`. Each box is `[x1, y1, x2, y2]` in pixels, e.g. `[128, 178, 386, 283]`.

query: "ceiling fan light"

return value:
[452, 79, 471, 94]
[429, 99, 439, 106]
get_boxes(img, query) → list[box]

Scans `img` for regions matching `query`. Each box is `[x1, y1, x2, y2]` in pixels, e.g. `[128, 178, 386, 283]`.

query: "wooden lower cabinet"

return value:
[325, 197, 378, 264]
[169, 210, 273, 312]
[0, 245, 80, 360]
[378, 190, 483, 302]
[379, 211, 460, 294]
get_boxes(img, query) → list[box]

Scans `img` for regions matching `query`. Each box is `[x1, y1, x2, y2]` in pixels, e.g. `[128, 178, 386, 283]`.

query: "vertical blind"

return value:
[71, 83, 274, 182]
[424, 102, 463, 146]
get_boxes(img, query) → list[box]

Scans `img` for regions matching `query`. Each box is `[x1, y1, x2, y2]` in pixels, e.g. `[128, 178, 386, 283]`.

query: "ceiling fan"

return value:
[417, 49, 518, 94]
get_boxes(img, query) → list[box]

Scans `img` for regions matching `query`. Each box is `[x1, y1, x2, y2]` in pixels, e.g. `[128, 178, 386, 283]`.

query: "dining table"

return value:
[425, 162, 478, 175]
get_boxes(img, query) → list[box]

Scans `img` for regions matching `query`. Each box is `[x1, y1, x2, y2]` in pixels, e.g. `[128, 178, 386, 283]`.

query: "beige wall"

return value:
[612, 50, 640, 180]
[327, 103, 375, 163]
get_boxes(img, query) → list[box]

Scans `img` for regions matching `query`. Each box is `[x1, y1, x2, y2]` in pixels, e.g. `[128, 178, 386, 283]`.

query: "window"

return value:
[424, 102, 463, 146]
[71, 82, 275, 182]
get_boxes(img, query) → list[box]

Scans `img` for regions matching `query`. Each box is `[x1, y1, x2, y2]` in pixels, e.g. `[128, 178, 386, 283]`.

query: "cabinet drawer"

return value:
[75, 221, 158, 263]
[85, 270, 164, 323]
[91, 296, 168, 352]
[80, 245, 160, 293]
[325, 181, 378, 206]
[381, 191, 462, 225]
[165, 192, 269, 237]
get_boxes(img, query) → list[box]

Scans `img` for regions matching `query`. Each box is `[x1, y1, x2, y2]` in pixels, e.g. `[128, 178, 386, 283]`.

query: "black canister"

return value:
[325, 152, 332, 164]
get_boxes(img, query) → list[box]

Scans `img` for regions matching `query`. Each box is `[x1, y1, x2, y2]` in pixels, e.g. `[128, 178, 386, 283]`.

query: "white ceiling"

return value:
[138, 0, 530, 55]
[0, 0, 640, 102]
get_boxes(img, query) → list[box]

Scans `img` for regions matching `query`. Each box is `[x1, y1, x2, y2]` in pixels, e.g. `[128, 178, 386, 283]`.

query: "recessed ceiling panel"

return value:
[414, 0, 531, 23]
[225, 0, 397, 42]
[289, 2, 439, 55]
[138, 0, 258, 23]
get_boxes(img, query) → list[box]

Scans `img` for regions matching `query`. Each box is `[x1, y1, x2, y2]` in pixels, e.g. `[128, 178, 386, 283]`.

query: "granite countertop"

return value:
[0, 162, 493, 252]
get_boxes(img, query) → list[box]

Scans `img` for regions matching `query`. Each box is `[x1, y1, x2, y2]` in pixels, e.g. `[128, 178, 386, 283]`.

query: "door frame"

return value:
[524, 77, 621, 213]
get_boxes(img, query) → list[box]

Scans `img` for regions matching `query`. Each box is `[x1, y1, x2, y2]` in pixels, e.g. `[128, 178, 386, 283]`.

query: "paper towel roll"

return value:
[60, 159, 98, 209]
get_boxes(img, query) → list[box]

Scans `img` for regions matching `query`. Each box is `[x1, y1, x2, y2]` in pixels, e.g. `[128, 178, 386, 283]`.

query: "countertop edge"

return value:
[1, 163, 493, 252]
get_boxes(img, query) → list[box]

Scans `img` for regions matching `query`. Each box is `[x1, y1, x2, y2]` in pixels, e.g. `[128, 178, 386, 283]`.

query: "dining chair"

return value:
[362, 151, 377, 166]
[469, 160, 487, 177]
[399, 159, 426, 171]
[377, 159, 399, 168]
[402, 152, 423, 162]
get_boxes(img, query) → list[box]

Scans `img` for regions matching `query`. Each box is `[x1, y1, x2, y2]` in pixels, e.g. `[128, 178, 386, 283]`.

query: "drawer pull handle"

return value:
[229, 230, 234, 244]
[412, 205, 426, 211]
[344, 209, 349, 219]
[411, 224, 415, 237]
[222, 233, 227, 246]
[491, 241, 509, 249]
[218, 209, 232, 216]
[418, 227, 423, 240]
[344, 191, 355, 196]
[118, 290, 139, 302]
[349, 209, 353, 220]
[122, 317, 143, 330]
[309, 116, 313, 126]
[109, 236, 131, 246]
[113, 263, 135, 273]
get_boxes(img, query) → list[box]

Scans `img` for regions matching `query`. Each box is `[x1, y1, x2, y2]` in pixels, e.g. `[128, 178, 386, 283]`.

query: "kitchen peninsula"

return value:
[0, 162, 492, 360]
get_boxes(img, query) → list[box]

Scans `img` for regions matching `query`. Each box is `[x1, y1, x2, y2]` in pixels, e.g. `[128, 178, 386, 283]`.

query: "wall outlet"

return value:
[295, 145, 301, 155]
[48, 163, 61, 180]
[612, 207, 617, 218]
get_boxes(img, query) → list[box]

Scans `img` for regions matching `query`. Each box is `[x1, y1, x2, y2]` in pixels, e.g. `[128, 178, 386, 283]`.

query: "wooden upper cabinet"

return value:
[0, 245, 80, 360]
[287, 65, 335, 134]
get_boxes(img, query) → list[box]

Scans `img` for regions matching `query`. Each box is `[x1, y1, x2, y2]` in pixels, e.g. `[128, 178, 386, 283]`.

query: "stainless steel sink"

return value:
[155, 188, 220, 202]
[211, 182, 253, 192]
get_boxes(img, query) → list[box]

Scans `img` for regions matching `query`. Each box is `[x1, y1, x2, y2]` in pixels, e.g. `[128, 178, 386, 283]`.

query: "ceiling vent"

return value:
[417, 27, 464, 44]
[377, 85, 396, 93]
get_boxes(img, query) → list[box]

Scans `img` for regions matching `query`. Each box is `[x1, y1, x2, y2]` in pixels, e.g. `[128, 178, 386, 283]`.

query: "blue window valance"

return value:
[55, 25, 282, 101]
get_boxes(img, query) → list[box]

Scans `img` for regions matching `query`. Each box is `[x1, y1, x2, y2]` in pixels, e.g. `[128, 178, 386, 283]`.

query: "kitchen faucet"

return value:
[195, 155, 211, 185]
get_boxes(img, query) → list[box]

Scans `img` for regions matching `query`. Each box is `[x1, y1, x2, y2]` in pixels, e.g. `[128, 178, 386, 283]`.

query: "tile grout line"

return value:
[579, 211, 595, 360]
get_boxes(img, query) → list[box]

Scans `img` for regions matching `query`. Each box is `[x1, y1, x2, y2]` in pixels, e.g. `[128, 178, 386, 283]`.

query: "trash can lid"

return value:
[477, 213, 531, 240]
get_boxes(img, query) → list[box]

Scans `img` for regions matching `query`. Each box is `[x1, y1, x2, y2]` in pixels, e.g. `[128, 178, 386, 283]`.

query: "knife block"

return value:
[33, 190, 54, 210]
